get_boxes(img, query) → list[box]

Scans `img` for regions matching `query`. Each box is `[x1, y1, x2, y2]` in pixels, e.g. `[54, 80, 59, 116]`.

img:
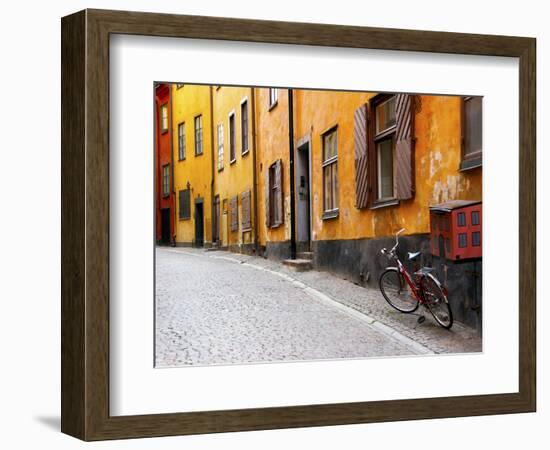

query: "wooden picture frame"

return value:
[61, 9, 536, 441]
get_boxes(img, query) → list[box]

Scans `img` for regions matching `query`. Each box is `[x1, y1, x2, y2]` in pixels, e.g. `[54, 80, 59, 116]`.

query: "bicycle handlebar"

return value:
[381, 228, 406, 258]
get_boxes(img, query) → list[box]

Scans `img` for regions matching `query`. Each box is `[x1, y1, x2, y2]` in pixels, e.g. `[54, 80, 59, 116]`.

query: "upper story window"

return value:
[162, 164, 170, 197]
[176, 83, 184, 89]
[177, 122, 185, 160]
[374, 96, 397, 200]
[217, 123, 224, 171]
[194, 115, 203, 156]
[322, 128, 338, 218]
[160, 104, 168, 133]
[241, 100, 249, 154]
[269, 88, 278, 109]
[229, 112, 236, 163]
[461, 96, 482, 170]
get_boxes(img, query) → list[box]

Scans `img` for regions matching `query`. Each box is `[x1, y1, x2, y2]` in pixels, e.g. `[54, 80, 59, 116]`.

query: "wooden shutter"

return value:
[241, 190, 251, 230]
[230, 195, 238, 232]
[354, 104, 369, 208]
[274, 159, 283, 226]
[265, 166, 271, 228]
[394, 94, 415, 200]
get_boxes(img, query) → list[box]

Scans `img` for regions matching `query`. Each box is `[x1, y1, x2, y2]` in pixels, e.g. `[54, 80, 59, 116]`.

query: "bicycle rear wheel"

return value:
[421, 274, 453, 329]
[379, 268, 419, 313]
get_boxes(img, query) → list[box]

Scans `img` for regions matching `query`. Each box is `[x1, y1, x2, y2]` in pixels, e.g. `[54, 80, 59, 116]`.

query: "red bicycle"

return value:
[379, 228, 453, 329]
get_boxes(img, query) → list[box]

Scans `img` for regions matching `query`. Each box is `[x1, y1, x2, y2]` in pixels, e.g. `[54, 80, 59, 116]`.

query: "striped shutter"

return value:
[265, 166, 271, 228]
[354, 104, 369, 208]
[274, 159, 283, 226]
[230, 196, 238, 231]
[241, 190, 251, 230]
[394, 94, 415, 200]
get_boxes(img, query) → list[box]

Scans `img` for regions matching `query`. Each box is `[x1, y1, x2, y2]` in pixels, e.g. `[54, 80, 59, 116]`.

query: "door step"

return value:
[282, 259, 313, 271]
[296, 251, 313, 260]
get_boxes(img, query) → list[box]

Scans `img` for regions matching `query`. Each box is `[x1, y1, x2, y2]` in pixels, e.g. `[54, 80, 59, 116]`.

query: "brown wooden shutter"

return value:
[230, 195, 238, 231]
[354, 103, 369, 208]
[275, 159, 283, 226]
[241, 190, 251, 230]
[265, 166, 271, 228]
[394, 94, 415, 200]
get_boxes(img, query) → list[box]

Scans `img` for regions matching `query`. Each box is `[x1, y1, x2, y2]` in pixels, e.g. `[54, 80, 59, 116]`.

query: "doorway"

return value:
[212, 195, 220, 245]
[296, 142, 311, 251]
[194, 199, 204, 247]
[160, 208, 171, 245]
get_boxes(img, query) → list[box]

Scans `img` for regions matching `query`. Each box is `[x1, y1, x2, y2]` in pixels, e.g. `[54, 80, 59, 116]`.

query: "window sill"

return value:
[178, 157, 186, 162]
[230, 158, 236, 165]
[370, 199, 399, 210]
[162, 194, 170, 199]
[179, 217, 191, 221]
[322, 209, 339, 220]
[194, 152, 204, 157]
[269, 222, 283, 229]
[241, 148, 249, 156]
[268, 101, 278, 111]
[242, 227, 253, 232]
[161, 129, 169, 135]
[459, 157, 482, 171]
[217, 167, 224, 172]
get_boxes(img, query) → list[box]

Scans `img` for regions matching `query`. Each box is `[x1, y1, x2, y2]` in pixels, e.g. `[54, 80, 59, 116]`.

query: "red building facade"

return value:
[155, 83, 175, 245]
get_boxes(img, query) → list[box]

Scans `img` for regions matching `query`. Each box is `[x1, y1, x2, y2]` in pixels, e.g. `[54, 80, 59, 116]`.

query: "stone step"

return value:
[296, 251, 313, 260]
[282, 258, 313, 271]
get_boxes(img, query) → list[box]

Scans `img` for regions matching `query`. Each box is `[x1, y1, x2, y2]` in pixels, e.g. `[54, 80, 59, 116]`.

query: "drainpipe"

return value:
[209, 86, 215, 246]
[288, 89, 296, 260]
[251, 87, 259, 255]
[169, 84, 176, 246]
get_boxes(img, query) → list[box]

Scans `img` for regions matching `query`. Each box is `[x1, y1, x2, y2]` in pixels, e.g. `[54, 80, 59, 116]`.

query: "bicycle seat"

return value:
[414, 267, 435, 275]
[407, 251, 421, 261]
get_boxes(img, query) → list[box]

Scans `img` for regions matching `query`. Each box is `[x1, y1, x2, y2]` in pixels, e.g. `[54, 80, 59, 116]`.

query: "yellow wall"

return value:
[254, 88, 291, 246]
[171, 84, 213, 245]
[212, 86, 256, 248]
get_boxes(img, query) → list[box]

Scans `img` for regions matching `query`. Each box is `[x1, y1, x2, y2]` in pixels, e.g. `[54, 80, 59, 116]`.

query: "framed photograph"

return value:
[61, 9, 536, 441]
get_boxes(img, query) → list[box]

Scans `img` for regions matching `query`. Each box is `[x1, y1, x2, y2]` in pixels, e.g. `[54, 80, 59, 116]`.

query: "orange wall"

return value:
[255, 88, 290, 246]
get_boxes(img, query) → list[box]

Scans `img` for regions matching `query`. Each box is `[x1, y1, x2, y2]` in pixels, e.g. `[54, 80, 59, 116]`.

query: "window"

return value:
[229, 113, 236, 163]
[177, 123, 185, 160]
[217, 123, 224, 171]
[162, 164, 170, 197]
[374, 96, 396, 200]
[322, 128, 338, 217]
[266, 160, 283, 228]
[471, 210, 480, 225]
[194, 115, 203, 155]
[230, 196, 239, 232]
[457, 212, 466, 227]
[241, 100, 249, 154]
[160, 104, 168, 133]
[353, 94, 414, 209]
[461, 96, 482, 170]
[472, 231, 481, 247]
[178, 189, 191, 220]
[269, 88, 278, 108]
[241, 190, 252, 231]
[458, 233, 468, 248]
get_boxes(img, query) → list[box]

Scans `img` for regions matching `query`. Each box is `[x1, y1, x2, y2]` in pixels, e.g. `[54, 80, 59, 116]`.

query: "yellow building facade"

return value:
[211, 86, 257, 251]
[171, 84, 213, 247]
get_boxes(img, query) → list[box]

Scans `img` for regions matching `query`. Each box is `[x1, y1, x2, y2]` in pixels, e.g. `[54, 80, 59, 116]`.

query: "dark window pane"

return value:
[472, 231, 481, 246]
[457, 212, 466, 227]
[471, 211, 480, 225]
[464, 97, 482, 157]
[458, 233, 467, 248]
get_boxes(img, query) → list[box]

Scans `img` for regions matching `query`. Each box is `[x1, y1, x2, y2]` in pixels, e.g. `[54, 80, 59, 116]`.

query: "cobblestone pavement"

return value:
[155, 247, 481, 367]
[200, 249, 482, 355]
[155, 247, 418, 367]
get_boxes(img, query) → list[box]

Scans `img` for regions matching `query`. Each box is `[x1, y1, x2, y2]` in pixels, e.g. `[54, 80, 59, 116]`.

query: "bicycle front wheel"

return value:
[379, 268, 419, 313]
[421, 274, 453, 329]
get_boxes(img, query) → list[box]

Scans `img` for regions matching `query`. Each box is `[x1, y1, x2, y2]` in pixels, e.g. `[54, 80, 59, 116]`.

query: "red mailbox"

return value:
[429, 200, 482, 261]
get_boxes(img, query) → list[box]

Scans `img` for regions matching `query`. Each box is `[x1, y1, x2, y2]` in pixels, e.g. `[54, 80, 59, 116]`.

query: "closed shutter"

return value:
[179, 189, 191, 219]
[354, 103, 369, 208]
[230, 195, 239, 232]
[274, 159, 283, 226]
[241, 190, 251, 230]
[265, 167, 271, 228]
[394, 94, 415, 200]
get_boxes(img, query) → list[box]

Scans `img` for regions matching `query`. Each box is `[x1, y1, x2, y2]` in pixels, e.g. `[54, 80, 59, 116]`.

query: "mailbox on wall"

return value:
[429, 200, 482, 261]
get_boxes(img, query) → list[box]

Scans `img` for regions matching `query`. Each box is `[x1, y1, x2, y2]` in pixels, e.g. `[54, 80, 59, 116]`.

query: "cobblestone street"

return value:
[155, 247, 481, 367]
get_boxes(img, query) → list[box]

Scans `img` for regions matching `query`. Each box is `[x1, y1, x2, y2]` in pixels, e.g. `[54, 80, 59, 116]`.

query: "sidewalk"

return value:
[194, 248, 482, 355]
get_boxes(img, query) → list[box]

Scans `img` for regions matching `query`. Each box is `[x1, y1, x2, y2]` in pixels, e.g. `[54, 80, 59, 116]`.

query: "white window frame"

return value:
[228, 110, 236, 164]
[217, 123, 224, 171]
